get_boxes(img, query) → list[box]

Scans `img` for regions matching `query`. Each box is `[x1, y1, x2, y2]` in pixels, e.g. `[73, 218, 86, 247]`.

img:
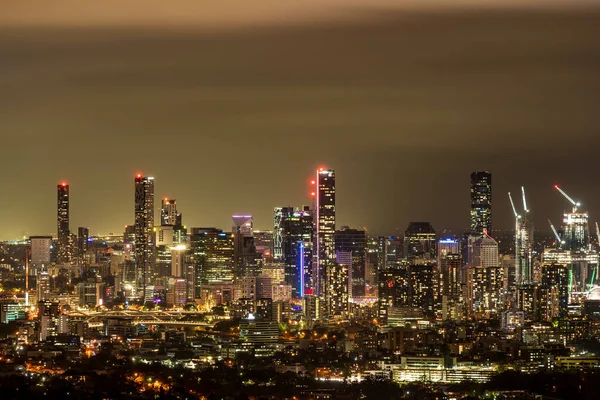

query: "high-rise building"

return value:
[375, 236, 403, 272]
[539, 263, 569, 321]
[161, 198, 181, 227]
[336, 250, 353, 303]
[515, 214, 534, 285]
[38, 300, 68, 341]
[155, 225, 174, 277]
[134, 174, 155, 299]
[253, 230, 274, 258]
[510, 187, 534, 286]
[36, 270, 51, 301]
[57, 182, 71, 263]
[166, 278, 187, 307]
[440, 253, 462, 320]
[335, 227, 366, 298]
[77, 227, 89, 264]
[328, 257, 349, 317]
[77, 280, 103, 307]
[232, 215, 253, 236]
[30, 236, 52, 276]
[303, 294, 321, 326]
[438, 238, 460, 265]
[408, 263, 436, 317]
[377, 265, 410, 325]
[404, 222, 436, 261]
[468, 233, 503, 316]
[189, 228, 235, 297]
[314, 168, 336, 297]
[273, 208, 285, 261]
[232, 215, 260, 278]
[470, 171, 492, 235]
[277, 207, 313, 298]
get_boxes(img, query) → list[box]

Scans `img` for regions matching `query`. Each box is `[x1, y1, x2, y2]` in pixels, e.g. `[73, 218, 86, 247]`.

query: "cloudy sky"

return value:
[1, 1, 599, 239]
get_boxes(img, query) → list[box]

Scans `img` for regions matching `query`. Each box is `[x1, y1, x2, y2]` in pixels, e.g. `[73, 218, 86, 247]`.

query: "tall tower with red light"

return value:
[314, 167, 336, 298]
[57, 182, 70, 263]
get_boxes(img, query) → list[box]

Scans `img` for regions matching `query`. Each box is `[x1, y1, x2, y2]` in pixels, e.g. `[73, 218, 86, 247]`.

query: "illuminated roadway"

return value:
[65, 309, 222, 328]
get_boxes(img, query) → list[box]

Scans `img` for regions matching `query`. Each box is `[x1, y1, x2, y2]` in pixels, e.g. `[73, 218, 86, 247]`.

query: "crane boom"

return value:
[547, 217, 561, 244]
[554, 185, 580, 207]
[521, 186, 529, 213]
[508, 192, 519, 218]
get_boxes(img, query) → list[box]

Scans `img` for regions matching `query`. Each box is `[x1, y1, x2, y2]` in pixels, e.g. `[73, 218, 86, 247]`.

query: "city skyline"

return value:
[1, 3, 600, 397]
[0, 169, 597, 240]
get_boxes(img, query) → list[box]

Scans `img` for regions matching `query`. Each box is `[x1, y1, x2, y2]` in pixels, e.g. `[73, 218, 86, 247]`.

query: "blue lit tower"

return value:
[277, 206, 313, 298]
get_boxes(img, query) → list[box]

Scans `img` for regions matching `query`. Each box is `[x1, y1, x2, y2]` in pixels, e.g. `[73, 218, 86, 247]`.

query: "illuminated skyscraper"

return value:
[278, 207, 313, 298]
[440, 253, 462, 320]
[438, 238, 460, 265]
[335, 227, 366, 297]
[327, 252, 349, 316]
[468, 233, 502, 316]
[470, 171, 492, 234]
[377, 265, 409, 325]
[314, 168, 336, 297]
[232, 215, 260, 278]
[408, 263, 436, 317]
[77, 227, 89, 260]
[161, 198, 181, 226]
[57, 182, 71, 263]
[30, 236, 52, 275]
[539, 263, 569, 321]
[189, 228, 235, 297]
[134, 173, 155, 299]
[404, 222, 437, 261]
[36, 270, 51, 301]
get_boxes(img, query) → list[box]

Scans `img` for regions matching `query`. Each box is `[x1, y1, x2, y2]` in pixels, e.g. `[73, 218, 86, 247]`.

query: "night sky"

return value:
[1, 1, 599, 240]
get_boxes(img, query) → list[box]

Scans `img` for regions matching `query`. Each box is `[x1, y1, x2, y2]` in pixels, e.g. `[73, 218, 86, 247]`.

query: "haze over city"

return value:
[1, 0, 599, 239]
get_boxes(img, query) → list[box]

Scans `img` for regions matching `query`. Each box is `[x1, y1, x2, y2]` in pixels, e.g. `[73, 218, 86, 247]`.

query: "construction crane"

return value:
[521, 186, 529, 213]
[554, 184, 581, 211]
[547, 217, 563, 247]
[508, 192, 520, 219]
